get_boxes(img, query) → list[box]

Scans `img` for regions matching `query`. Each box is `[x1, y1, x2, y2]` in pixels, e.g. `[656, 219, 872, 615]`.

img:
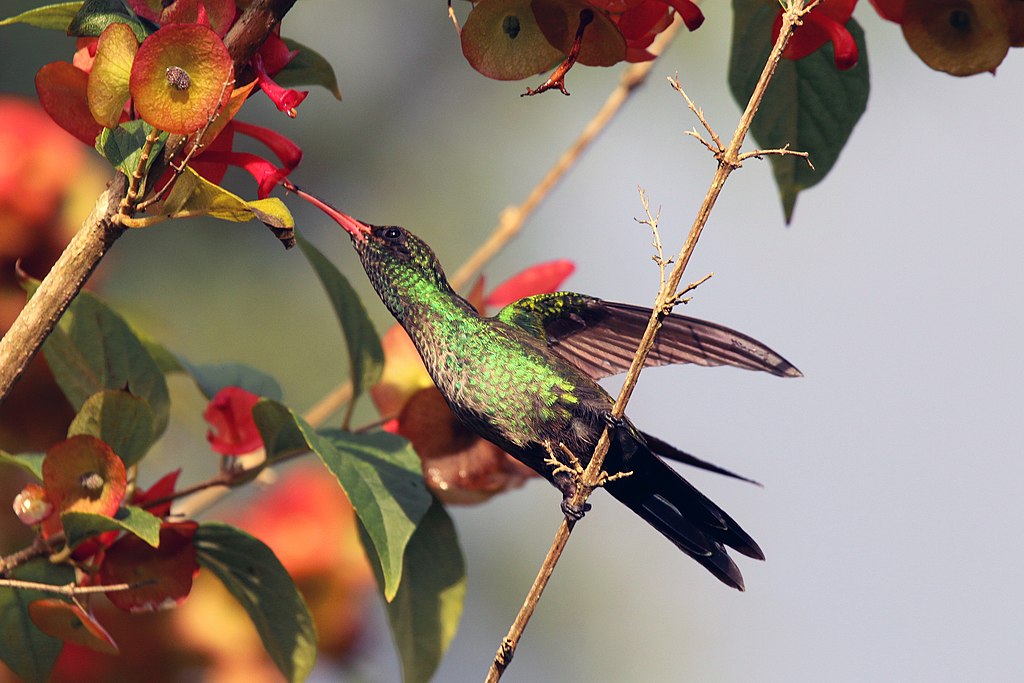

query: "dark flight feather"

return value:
[496, 293, 801, 380]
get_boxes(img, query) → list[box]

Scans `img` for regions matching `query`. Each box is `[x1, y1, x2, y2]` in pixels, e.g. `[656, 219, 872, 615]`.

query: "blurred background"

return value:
[2, 1, 1024, 681]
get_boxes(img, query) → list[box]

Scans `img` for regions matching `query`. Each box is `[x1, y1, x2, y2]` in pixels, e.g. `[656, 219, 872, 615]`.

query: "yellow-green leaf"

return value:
[0, 2, 82, 30]
[162, 167, 295, 229]
[87, 22, 137, 128]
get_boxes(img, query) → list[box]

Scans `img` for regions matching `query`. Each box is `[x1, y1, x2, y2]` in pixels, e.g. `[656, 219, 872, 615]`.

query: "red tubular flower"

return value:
[664, 0, 704, 31]
[773, 0, 859, 70]
[252, 53, 307, 118]
[204, 386, 264, 456]
[232, 120, 303, 170]
[256, 31, 298, 75]
[197, 150, 288, 199]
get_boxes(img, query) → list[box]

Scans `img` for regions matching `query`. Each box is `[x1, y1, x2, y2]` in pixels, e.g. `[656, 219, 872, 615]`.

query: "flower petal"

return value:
[42, 435, 127, 518]
[129, 23, 234, 134]
[485, 259, 575, 310]
[28, 600, 119, 655]
[87, 23, 138, 129]
[232, 120, 303, 169]
[901, 0, 1010, 75]
[252, 54, 307, 117]
[395, 388, 536, 504]
[204, 386, 264, 455]
[35, 62, 102, 144]
[100, 521, 199, 613]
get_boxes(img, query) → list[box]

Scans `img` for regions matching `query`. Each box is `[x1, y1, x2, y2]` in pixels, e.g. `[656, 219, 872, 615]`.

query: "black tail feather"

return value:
[642, 431, 762, 487]
[605, 447, 764, 590]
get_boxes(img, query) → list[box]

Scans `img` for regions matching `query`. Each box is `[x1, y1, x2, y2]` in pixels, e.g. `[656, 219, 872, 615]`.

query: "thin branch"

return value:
[119, 127, 164, 214]
[0, 578, 140, 596]
[738, 145, 814, 169]
[447, 0, 461, 34]
[485, 2, 813, 679]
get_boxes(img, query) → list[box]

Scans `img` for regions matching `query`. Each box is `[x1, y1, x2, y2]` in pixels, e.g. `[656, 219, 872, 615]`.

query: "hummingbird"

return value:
[331, 213, 800, 590]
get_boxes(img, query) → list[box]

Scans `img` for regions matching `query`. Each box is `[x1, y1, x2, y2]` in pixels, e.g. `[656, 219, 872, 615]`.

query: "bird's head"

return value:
[332, 212, 449, 295]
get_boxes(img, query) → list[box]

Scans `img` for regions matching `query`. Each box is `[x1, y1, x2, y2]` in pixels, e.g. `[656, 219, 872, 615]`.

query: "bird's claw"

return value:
[561, 497, 591, 522]
[603, 412, 626, 431]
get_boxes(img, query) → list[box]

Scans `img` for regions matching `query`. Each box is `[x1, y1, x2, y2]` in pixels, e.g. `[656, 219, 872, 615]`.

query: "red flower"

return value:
[204, 387, 264, 456]
[252, 53, 307, 118]
[773, 0, 859, 70]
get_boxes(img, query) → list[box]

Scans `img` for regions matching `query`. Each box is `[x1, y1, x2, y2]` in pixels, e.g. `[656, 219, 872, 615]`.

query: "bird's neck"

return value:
[376, 262, 479, 343]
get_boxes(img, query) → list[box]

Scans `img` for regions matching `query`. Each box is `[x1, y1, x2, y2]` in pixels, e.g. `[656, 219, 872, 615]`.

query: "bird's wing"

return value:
[494, 292, 801, 379]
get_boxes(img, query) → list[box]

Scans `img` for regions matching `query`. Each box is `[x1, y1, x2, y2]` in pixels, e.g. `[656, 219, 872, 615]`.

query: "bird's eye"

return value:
[383, 227, 402, 240]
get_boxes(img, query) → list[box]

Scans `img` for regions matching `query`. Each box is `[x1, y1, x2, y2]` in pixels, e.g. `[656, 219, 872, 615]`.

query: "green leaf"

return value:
[251, 401, 431, 600]
[296, 232, 383, 427]
[67, 390, 156, 467]
[37, 287, 170, 438]
[177, 359, 283, 401]
[68, 0, 148, 42]
[194, 523, 317, 683]
[728, 0, 869, 221]
[62, 505, 162, 548]
[135, 333, 185, 374]
[0, 451, 45, 480]
[95, 121, 167, 193]
[0, 2, 82, 30]
[368, 500, 466, 683]
[279, 37, 342, 100]
[160, 167, 295, 243]
[0, 559, 75, 683]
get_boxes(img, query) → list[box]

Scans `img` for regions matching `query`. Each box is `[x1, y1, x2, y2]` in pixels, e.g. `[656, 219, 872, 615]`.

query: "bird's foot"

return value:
[560, 496, 591, 522]
[602, 411, 626, 432]
[546, 442, 591, 522]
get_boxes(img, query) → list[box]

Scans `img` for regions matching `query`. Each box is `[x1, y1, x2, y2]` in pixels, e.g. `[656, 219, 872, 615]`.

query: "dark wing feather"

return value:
[495, 293, 801, 379]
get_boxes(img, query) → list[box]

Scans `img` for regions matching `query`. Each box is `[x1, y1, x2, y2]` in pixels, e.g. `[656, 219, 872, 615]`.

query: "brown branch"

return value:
[485, 2, 813, 680]
[0, 175, 127, 405]
[0, 578, 139, 596]
[0, 0, 301, 405]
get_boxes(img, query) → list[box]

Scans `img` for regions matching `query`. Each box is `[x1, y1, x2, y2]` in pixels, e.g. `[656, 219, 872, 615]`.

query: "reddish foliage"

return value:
[204, 386, 264, 456]
[99, 521, 200, 613]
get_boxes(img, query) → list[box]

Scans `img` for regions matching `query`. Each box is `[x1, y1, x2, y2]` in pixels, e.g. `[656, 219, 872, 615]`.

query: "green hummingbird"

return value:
[332, 213, 800, 590]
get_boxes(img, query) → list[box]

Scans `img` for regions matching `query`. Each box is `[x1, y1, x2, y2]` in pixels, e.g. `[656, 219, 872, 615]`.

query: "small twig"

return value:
[672, 81, 724, 153]
[0, 579, 142, 596]
[119, 127, 164, 214]
[447, 0, 460, 34]
[522, 9, 594, 97]
[636, 187, 670, 282]
[0, 537, 50, 577]
[670, 271, 714, 307]
[485, 2, 813, 680]
[738, 145, 814, 169]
